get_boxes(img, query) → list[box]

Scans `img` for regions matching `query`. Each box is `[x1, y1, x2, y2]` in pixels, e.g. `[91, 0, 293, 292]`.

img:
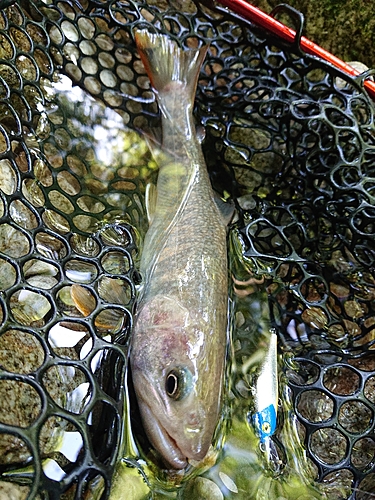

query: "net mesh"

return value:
[0, 0, 374, 498]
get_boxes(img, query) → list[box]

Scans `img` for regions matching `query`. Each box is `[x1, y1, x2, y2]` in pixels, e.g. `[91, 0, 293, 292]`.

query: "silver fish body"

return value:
[130, 31, 228, 469]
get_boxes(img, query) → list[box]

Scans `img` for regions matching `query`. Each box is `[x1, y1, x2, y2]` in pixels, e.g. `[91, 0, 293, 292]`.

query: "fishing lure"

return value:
[251, 328, 280, 468]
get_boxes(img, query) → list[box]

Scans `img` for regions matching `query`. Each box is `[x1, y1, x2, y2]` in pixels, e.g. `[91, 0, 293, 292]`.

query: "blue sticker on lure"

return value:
[252, 403, 277, 443]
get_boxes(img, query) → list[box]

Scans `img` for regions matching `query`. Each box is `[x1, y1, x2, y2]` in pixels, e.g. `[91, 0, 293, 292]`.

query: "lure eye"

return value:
[165, 367, 192, 401]
[262, 422, 271, 434]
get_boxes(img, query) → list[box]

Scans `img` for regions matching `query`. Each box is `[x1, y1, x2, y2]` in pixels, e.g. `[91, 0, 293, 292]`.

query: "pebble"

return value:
[183, 476, 224, 500]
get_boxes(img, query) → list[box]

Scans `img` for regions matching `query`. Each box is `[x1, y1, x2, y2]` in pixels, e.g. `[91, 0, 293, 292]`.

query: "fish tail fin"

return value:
[134, 29, 208, 104]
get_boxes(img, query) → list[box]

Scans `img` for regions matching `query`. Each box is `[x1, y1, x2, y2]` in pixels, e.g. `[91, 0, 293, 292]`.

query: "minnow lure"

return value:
[251, 328, 279, 467]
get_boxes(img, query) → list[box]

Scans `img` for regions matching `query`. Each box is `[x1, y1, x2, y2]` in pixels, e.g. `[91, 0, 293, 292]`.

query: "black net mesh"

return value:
[0, 0, 374, 498]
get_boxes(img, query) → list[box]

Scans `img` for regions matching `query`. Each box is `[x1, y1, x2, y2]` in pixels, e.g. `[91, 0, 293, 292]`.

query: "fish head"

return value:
[130, 295, 224, 469]
[252, 403, 277, 443]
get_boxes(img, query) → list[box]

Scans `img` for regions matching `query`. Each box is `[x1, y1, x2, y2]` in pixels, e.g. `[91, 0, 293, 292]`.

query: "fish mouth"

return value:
[131, 368, 210, 469]
[139, 399, 188, 469]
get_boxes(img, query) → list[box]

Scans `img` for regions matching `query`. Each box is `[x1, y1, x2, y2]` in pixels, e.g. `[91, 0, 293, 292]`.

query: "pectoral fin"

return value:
[214, 193, 235, 226]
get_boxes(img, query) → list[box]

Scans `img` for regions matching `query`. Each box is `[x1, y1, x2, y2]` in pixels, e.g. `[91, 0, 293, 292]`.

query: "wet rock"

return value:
[183, 477, 224, 500]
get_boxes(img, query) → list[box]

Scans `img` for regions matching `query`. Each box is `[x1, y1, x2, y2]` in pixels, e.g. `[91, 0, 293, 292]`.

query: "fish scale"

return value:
[146, 167, 227, 301]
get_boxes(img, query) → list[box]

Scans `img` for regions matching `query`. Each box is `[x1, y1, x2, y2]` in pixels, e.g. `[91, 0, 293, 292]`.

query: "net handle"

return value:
[216, 0, 375, 101]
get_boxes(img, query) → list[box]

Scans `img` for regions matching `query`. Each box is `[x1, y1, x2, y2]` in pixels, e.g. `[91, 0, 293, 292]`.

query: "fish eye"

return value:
[165, 367, 192, 401]
[166, 370, 179, 398]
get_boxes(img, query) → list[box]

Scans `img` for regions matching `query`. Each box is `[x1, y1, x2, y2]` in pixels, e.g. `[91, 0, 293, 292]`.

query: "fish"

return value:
[251, 327, 279, 465]
[130, 29, 229, 470]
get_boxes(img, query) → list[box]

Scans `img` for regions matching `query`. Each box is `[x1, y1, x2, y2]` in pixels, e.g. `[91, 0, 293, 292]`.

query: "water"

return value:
[0, 71, 367, 500]
[109, 232, 328, 499]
